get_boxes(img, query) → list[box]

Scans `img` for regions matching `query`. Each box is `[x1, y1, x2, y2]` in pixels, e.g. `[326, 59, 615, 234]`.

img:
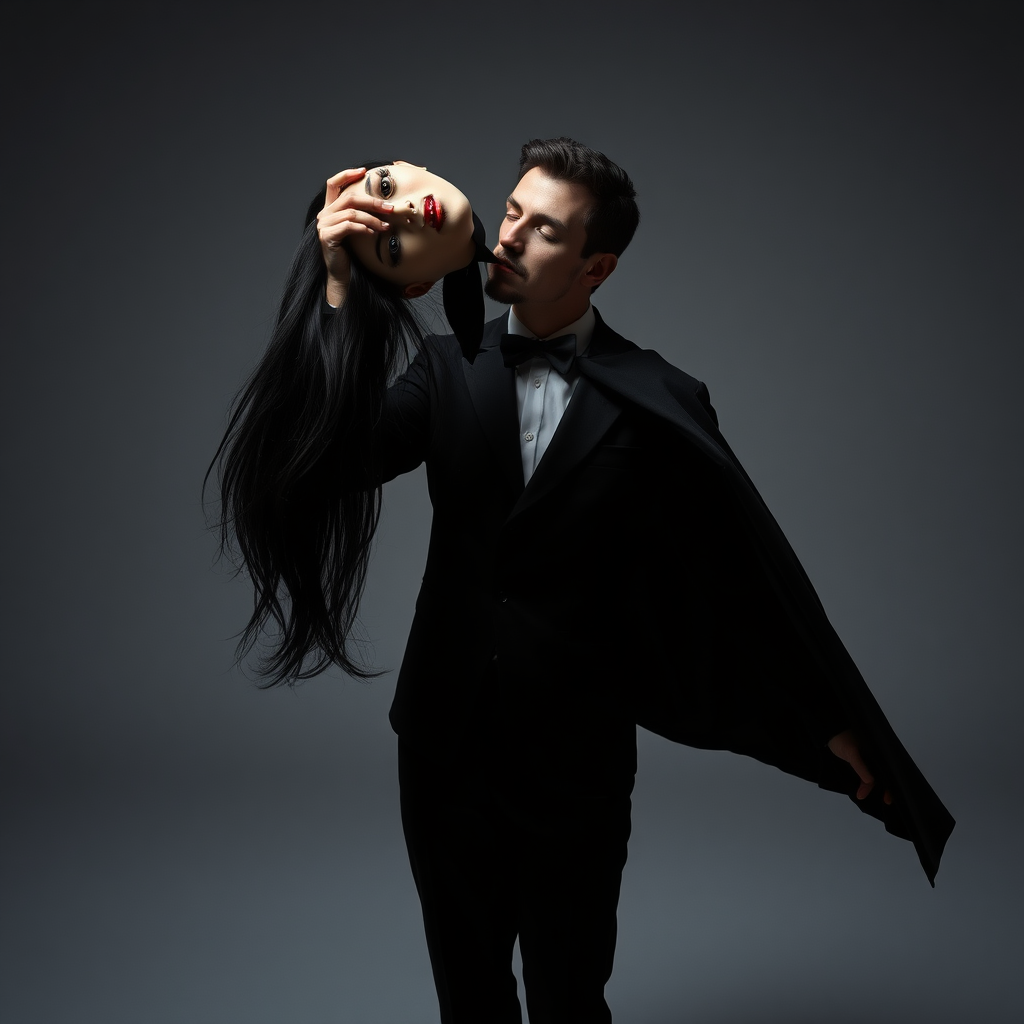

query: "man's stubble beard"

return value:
[484, 272, 525, 306]
[484, 264, 581, 309]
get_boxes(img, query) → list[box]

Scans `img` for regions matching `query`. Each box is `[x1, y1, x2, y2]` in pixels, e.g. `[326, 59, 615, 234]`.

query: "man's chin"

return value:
[484, 276, 524, 305]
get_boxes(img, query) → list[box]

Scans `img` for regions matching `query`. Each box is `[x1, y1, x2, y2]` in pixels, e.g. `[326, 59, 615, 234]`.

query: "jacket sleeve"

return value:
[379, 341, 440, 483]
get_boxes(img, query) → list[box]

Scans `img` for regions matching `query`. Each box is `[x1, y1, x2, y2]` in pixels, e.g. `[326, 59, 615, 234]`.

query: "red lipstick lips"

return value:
[424, 195, 444, 231]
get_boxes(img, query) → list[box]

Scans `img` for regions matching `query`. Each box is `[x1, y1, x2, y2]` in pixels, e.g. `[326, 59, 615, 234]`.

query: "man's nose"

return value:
[499, 219, 523, 251]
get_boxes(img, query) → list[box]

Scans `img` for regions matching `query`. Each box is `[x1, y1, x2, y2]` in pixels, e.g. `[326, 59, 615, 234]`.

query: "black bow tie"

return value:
[500, 333, 578, 375]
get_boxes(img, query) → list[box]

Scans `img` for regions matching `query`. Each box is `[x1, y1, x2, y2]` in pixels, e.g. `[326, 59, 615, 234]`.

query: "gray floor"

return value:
[4, 723, 1020, 1023]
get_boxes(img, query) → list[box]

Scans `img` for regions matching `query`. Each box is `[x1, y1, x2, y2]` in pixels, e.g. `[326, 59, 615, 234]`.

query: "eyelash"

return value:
[376, 167, 395, 199]
[505, 208, 557, 241]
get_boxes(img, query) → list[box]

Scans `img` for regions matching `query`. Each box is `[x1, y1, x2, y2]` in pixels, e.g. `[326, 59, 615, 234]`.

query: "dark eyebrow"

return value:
[507, 194, 567, 235]
[364, 172, 372, 196]
[375, 231, 383, 264]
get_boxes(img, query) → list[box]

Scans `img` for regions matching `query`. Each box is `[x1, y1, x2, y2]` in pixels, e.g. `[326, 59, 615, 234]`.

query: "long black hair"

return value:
[206, 172, 422, 685]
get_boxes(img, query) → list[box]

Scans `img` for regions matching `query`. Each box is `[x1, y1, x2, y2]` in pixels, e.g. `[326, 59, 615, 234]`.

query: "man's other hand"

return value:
[828, 729, 893, 805]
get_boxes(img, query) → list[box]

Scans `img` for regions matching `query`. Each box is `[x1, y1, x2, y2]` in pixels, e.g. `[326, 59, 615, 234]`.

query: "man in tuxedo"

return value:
[377, 138, 952, 1024]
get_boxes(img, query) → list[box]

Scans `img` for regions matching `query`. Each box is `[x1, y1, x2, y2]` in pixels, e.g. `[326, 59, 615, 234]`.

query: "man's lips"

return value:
[493, 251, 524, 275]
[424, 195, 443, 231]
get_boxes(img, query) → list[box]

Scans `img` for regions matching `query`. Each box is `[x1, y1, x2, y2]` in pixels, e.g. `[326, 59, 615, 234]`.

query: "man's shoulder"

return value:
[591, 311, 709, 398]
[582, 309, 721, 439]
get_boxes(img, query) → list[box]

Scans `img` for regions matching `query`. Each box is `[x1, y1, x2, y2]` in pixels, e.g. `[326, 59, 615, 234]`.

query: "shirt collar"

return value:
[506, 304, 595, 358]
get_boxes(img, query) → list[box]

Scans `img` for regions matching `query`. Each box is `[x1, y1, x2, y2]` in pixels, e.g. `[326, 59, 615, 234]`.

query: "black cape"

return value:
[570, 324, 954, 885]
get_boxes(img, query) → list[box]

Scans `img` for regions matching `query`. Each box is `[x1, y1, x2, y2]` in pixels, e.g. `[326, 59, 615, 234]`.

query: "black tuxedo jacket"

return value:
[377, 309, 954, 883]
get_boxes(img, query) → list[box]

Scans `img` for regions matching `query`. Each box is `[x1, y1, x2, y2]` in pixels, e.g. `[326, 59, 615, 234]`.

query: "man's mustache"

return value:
[494, 249, 526, 277]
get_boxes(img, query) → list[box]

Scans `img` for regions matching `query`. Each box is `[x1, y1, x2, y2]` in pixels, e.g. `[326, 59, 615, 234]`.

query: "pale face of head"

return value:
[345, 161, 476, 296]
[484, 167, 618, 332]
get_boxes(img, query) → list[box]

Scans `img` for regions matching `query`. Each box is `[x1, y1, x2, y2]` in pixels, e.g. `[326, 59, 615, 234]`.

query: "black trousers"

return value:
[398, 723, 635, 1024]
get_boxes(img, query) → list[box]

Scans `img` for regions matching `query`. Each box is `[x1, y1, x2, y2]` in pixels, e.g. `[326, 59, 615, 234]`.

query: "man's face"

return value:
[485, 167, 593, 310]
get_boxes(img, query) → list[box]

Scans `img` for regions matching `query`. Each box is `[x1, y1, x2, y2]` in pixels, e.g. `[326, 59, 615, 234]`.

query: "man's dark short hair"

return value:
[519, 137, 640, 259]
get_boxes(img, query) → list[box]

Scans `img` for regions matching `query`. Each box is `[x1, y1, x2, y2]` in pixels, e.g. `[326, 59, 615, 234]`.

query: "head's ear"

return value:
[581, 253, 618, 291]
[402, 281, 435, 299]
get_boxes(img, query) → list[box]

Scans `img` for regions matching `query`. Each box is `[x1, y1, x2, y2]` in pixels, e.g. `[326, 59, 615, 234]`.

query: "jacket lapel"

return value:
[462, 317, 525, 498]
[505, 311, 629, 523]
[506, 377, 622, 522]
[581, 310, 733, 469]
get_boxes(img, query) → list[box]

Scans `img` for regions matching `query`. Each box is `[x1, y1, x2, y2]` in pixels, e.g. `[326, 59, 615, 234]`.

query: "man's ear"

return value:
[402, 281, 435, 299]
[582, 253, 618, 290]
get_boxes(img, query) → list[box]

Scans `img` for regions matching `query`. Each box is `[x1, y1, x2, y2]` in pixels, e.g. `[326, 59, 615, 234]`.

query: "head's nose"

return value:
[392, 197, 420, 227]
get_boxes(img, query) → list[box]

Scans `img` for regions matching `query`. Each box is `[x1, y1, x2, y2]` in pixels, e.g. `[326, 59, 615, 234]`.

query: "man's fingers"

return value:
[324, 191, 395, 216]
[829, 729, 893, 803]
[850, 751, 874, 787]
[857, 781, 894, 804]
[850, 752, 894, 804]
[317, 207, 391, 236]
[319, 206, 391, 227]
[324, 166, 367, 207]
[323, 167, 398, 214]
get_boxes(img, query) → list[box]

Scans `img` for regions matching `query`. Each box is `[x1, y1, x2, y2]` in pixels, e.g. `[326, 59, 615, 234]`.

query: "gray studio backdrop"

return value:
[3, 2, 1021, 1022]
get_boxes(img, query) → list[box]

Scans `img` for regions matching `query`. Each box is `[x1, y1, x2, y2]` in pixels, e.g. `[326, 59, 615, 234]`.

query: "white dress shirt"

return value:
[505, 305, 596, 485]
